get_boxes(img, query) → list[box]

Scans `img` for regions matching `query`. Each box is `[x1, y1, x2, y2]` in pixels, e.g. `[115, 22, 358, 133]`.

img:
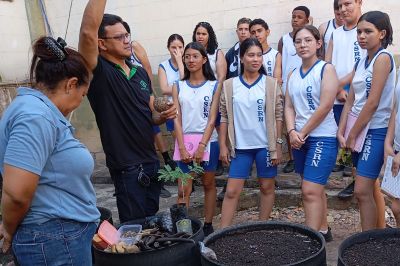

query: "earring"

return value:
[66, 90, 70, 95]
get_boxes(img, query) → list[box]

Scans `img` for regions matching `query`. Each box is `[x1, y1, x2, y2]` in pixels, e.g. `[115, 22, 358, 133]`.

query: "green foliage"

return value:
[338, 148, 352, 167]
[158, 163, 204, 186]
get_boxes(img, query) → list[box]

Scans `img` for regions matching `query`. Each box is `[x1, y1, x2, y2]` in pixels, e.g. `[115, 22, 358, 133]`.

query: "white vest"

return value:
[287, 60, 337, 137]
[331, 25, 367, 104]
[323, 19, 338, 52]
[351, 49, 396, 129]
[282, 33, 302, 94]
[208, 49, 220, 79]
[130, 52, 142, 67]
[178, 80, 218, 142]
[233, 75, 268, 149]
[263, 47, 279, 77]
[159, 59, 179, 87]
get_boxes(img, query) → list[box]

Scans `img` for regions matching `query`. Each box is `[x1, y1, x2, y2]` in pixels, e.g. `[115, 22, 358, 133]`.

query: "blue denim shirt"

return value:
[0, 87, 100, 224]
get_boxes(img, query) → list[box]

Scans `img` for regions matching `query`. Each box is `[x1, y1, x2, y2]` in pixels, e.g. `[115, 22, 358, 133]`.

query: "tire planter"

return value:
[201, 221, 326, 266]
[338, 228, 400, 266]
[93, 217, 204, 266]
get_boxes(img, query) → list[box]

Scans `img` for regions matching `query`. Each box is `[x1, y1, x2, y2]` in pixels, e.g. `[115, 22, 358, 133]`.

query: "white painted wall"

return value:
[1, 0, 400, 81]
[0, 0, 31, 82]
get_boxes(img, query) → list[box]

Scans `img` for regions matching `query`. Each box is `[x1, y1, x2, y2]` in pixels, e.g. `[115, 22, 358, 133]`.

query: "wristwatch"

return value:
[276, 138, 284, 144]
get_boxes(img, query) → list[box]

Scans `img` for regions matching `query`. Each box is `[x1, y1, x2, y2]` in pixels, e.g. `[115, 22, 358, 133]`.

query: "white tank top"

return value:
[208, 49, 220, 79]
[282, 33, 302, 94]
[351, 49, 396, 129]
[323, 19, 337, 52]
[178, 80, 218, 142]
[287, 60, 337, 137]
[159, 59, 179, 86]
[130, 51, 142, 67]
[394, 71, 400, 151]
[263, 47, 279, 77]
[233, 75, 268, 149]
[331, 25, 367, 104]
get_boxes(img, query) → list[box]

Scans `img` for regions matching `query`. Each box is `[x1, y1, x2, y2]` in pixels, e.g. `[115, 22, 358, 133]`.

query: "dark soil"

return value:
[208, 229, 321, 266]
[342, 237, 400, 266]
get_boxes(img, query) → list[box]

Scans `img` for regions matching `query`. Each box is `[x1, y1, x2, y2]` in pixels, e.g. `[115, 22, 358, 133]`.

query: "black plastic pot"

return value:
[170, 203, 188, 233]
[338, 228, 400, 266]
[201, 221, 326, 266]
[93, 217, 204, 266]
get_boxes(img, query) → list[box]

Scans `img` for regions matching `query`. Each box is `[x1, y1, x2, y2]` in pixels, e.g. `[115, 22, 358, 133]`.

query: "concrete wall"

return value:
[44, 0, 400, 75]
[1, 0, 400, 81]
[0, 0, 31, 82]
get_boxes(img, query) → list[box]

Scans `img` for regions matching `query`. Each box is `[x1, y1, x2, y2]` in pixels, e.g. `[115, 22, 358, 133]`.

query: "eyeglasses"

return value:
[294, 38, 314, 47]
[101, 33, 131, 42]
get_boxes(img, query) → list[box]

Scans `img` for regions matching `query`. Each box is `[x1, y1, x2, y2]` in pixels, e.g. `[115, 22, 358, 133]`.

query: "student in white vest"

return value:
[278, 6, 310, 174]
[193, 21, 228, 176]
[250, 18, 282, 85]
[218, 17, 252, 201]
[285, 25, 339, 236]
[318, 0, 344, 59]
[158, 34, 185, 136]
[385, 70, 400, 228]
[192, 22, 227, 83]
[337, 11, 395, 231]
[327, 0, 386, 229]
[325, 0, 365, 181]
[172, 42, 221, 236]
[219, 38, 283, 228]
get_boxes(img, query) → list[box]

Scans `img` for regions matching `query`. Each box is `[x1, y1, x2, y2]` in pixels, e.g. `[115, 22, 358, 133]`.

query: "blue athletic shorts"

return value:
[352, 128, 387, 179]
[229, 148, 277, 179]
[177, 141, 219, 173]
[333, 104, 344, 126]
[293, 137, 338, 185]
[166, 119, 174, 132]
[153, 125, 161, 134]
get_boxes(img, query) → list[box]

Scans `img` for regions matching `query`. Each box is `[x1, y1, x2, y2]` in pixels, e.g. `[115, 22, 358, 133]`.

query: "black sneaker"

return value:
[160, 186, 171, 198]
[332, 164, 345, 172]
[320, 227, 333, 242]
[283, 160, 295, 173]
[203, 223, 214, 237]
[217, 184, 227, 201]
[337, 180, 355, 199]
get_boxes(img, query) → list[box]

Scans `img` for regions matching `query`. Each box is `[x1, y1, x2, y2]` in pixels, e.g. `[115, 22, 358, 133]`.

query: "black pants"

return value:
[109, 162, 161, 223]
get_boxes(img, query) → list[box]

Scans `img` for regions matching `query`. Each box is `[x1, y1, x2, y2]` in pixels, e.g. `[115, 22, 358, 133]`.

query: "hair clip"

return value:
[44, 37, 67, 61]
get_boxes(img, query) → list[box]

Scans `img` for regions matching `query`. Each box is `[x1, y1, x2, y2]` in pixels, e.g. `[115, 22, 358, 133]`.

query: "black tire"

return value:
[201, 221, 326, 266]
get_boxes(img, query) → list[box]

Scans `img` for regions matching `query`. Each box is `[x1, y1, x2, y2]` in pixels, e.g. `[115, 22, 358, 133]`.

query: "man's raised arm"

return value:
[78, 0, 106, 71]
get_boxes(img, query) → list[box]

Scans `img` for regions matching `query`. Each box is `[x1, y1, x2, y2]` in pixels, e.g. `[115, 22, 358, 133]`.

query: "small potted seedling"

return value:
[158, 163, 204, 233]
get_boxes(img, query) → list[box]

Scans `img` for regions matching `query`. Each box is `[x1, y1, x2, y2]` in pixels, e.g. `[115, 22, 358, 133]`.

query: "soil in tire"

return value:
[208, 230, 321, 265]
[342, 237, 400, 266]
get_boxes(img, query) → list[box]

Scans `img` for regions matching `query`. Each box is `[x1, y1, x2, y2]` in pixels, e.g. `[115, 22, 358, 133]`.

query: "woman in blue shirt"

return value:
[0, 36, 99, 265]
